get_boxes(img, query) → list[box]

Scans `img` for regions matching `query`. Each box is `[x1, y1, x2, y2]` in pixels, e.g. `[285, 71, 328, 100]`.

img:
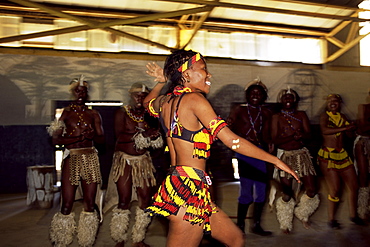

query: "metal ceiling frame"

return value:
[0, 0, 369, 64]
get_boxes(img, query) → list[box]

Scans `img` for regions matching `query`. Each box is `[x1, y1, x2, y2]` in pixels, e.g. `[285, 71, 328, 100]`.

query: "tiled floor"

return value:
[0, 178, 369, 247]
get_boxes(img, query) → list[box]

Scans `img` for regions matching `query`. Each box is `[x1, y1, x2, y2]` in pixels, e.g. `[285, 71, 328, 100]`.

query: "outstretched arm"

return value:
[218, 127, 300, 182]
[190, 93, 300, 182]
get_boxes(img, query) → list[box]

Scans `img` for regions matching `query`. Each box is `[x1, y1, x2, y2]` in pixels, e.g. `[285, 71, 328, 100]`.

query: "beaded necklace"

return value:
[281, 110, 301, 131]
[69, 104, 88, 136]
[170, 85, 192, 96]
[245, 103, 262, 145]
[124, 105, 144, 123]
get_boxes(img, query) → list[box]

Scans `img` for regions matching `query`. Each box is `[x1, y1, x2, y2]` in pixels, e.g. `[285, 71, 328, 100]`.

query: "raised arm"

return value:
[143, 62, 166, 107]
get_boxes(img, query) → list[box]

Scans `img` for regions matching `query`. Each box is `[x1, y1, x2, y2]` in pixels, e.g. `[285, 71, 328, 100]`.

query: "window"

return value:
[359, 0, 370, 66]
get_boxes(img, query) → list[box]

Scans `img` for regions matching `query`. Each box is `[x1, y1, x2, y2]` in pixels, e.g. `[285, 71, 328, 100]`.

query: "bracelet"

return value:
[158, 81, 166, 84]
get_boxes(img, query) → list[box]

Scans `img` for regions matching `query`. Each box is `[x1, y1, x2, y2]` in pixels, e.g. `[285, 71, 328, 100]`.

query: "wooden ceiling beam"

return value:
[269, 0, 360, 10]
[3, 0, 211, 50]
[158, 0, 367, 21]
[325, 30, 370, 63]
[179, 0, 218, 49]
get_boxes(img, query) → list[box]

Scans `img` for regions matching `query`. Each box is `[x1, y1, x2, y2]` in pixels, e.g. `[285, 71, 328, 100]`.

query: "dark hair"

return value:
[245, 84, 268, 103]
[163, 49, 200, 94]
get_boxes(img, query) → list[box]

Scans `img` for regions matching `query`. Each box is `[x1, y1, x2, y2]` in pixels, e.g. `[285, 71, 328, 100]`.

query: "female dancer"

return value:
[318, 94, 364, 228]
[144, 50, 300, 247]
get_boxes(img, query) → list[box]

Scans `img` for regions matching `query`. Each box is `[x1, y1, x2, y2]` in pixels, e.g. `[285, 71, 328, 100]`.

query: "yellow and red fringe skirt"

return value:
[317, 146, 353, 170]
[145, 165, 215, 234]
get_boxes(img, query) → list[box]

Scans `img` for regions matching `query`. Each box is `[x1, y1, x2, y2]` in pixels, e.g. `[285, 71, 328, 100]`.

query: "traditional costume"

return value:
[317, 147, 353, 170]
[354, 135, 370, 219]
[317, 109, 359, 226]
[48, 76, 101, 247]
[146, 84, 227, 234]
[146, 165, 215, 234]
[106, 82, 162, 245]
[275, 147, 319, 232]
[104, 151, 156, 212]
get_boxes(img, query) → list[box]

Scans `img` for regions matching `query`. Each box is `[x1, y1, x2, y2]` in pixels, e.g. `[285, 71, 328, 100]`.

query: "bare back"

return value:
[160, 93, 209, 170]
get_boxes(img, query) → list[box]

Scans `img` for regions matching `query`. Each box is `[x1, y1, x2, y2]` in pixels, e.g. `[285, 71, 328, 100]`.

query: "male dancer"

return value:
[105, 82, 163, 247]
[227, 79, 272, 236]
[48, 76, 104, 246]
[271, 88, 319, 233]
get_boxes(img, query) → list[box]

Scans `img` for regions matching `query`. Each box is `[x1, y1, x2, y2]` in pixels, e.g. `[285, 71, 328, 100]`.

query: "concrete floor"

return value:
[0, 178, 369, 247]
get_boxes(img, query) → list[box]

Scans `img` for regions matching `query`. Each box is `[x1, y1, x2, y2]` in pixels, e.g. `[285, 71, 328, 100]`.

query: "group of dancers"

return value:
[47, 50, 369, 247]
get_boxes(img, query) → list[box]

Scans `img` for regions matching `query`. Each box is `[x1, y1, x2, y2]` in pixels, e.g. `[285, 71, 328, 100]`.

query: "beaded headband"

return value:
[177, 53, 203, 72]
[326, 93, 342, 101]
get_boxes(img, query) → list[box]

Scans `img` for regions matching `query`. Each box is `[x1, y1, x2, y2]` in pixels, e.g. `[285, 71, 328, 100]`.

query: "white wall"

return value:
[0, 53, 369, 125]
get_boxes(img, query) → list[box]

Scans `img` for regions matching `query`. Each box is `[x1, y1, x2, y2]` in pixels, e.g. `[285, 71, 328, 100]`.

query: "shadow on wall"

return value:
[208, 84, 245, 119]
[0, 75, 30, 125]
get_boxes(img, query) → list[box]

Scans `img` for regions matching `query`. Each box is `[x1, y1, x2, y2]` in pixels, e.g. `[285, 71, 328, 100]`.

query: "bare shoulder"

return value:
[296, 110, 308, 118]
[319, 112, 329, 124]
[115, 107, 125, 116]
[261, 106, 272, 115]
[59, 107, 71, 119]
[90, 108, 102, 118]
[184, 92, 209, 106]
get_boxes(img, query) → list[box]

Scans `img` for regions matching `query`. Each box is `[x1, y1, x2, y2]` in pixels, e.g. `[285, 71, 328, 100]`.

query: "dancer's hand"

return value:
[146, 62, 165, 83]
[275, 159, 301, 183]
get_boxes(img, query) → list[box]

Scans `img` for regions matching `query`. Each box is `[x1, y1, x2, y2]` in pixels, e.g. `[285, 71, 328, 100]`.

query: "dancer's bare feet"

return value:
[282, 229, 290, 234]
[302, 220, 311, 229]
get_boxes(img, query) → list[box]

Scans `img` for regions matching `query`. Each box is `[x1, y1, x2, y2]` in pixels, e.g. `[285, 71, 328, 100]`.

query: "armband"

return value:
[328, 194, 340, 202]
[147, 98, 159, 118]
[46, 119, 66, 136]
[207, 116, 228, 139]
